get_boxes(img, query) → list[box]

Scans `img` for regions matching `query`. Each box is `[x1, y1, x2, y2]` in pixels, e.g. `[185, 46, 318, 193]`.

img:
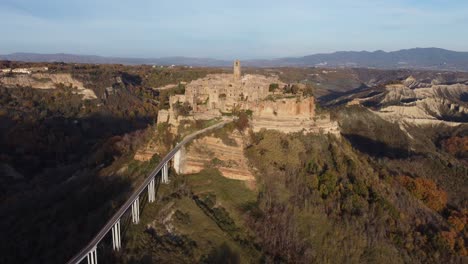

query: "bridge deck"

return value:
[67, 120, 230, 264]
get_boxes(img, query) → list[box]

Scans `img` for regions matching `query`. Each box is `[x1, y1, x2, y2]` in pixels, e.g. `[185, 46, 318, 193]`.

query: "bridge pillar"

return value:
[173, 148, 185, 174]
[162, 162, 169, 184]
[112, 219, 121, 251]
[148, 178, 155, 203]
[86, 247, 97, 264]
[131, 197, 140, 224]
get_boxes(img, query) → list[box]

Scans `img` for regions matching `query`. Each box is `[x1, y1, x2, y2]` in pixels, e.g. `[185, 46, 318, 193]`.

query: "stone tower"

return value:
[233, 60, 241, 80]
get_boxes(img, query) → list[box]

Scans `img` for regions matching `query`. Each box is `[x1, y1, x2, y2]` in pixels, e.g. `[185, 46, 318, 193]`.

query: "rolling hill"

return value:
[1, 48, 468, 71]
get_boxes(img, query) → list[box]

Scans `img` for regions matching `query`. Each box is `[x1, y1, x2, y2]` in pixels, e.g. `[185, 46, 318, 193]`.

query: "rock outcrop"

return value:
[175, 130, 255, 183]
[403, 75, 420, 88]
[250, 97, 317, 133]
[375, 83, 468, 125]
[252, 97, 315, 118]
[155, 60, 343, 135]
[134, 135, 170, 162]
[0, 73, 97, 99]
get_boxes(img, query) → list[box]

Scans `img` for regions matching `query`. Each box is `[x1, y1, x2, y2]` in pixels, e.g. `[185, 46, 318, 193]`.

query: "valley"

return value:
[0, 60, 467, 263]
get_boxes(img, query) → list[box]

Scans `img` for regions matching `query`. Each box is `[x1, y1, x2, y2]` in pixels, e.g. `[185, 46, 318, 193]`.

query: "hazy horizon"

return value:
[3, 47, 468, 61]
[1, 2, 467, 263]
[1, 0, 468, 59]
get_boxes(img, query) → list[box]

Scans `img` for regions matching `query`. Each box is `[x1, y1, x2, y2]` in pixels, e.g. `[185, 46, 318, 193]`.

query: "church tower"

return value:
[233, 60, 241, 80]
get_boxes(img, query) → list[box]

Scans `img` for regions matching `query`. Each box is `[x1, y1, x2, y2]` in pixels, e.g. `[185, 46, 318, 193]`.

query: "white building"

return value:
[12, 68, 31, 74]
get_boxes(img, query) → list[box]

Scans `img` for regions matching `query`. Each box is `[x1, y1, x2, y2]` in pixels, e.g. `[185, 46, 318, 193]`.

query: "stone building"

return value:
[177, 60, 278, 113]
[158, 60, 330, 134]
[233, 60, 241, 80]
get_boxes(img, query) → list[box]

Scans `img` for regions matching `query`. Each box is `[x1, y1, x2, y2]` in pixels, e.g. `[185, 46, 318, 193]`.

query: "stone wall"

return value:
[156, 64, 331, 134]
[251, 97, 315, 118]
[158, 70, 286, 126]
[157, 110, 170, 124]
[248, 97, 318, 133]
[181, 73, 282, 112]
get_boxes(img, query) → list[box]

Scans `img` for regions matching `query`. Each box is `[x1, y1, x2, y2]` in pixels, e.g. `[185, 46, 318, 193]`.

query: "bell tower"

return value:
[233, 60, 241, 80]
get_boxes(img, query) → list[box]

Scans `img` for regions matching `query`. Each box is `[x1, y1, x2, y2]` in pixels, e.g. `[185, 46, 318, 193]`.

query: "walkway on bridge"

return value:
[67, 119, 231, 264]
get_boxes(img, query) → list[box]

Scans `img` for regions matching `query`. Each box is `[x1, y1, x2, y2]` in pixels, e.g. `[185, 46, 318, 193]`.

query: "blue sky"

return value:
[1, 0, 467, 59]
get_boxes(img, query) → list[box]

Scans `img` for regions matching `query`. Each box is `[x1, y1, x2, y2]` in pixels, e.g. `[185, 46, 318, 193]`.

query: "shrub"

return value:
[173, 101, 192, 116]
[234, 111, 249, 132]
[318, 172, 337, 198]
[397, 175, 447, 212]
[175, 83, 186, 94]
[441, 136, 468, 159]
[174, 210, 191, 224]
[447, 209, 467, 232]
[303, 84, 314, 97]
[283, 84, 300, 94]
[269, 83, 279, 92]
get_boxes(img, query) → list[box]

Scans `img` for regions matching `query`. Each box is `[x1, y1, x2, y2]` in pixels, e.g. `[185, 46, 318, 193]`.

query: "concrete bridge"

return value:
[67, 120, 230, 264]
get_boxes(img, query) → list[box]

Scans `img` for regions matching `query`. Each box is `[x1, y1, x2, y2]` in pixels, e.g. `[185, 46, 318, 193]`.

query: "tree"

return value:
[173, 101, 192, 116]
[397, 175, 447, 212]
[234, 111, 249, 132]
[303, 84, 314, 97]
[269, 83, 279, 92]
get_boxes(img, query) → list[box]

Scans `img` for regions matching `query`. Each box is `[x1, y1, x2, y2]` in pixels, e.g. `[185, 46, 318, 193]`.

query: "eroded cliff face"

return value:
[374, 83, 468, 125]
[134, 141, 166, 162]
[250, 97, 322, 133]
[175, 130, 255, 185]
[0, 73, 97, 99]
[252, 96, 315, 118]
[155, 70, 344, 135]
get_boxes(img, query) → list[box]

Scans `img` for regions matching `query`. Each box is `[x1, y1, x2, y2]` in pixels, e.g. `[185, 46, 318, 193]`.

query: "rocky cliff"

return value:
[249, 97, 318, 133]
[375, 83, 468, 125]
[252, 96, 315, 118]
[175, 130, 255, 185]
[0, 73, 97, 99]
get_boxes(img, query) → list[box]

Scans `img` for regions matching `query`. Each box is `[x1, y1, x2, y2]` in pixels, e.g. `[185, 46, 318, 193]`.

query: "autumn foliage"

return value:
[448, 209, 467, 232]
[397, 176, 467, 255]
[441, 136, 468, 159]
[444, 209, 468, 256]
[397, 175, 448, 212]
[438, 209, 468, 256]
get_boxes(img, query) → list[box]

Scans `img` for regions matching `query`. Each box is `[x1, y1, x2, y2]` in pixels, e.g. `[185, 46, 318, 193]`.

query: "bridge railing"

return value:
[67, 120, 229, 264]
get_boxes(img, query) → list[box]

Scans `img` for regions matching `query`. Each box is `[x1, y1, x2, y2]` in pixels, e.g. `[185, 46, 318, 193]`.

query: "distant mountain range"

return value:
[2, 48, 468, 71]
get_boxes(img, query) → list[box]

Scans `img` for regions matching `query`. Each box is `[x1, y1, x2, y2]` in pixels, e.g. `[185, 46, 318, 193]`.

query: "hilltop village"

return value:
[157, 60, 339, 134]
[1, 59, 467, 263]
